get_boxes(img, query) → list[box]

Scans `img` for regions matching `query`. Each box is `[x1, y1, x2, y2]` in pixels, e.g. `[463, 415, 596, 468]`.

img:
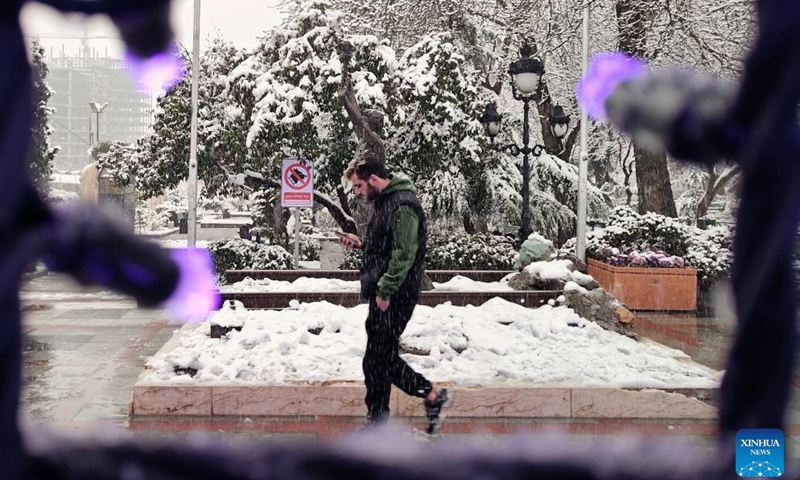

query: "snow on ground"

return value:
[158, 240, 211, 249]
[219, 275, 514, 293]
[147, 298, 720, 388]
[50, 173, 80, 184]
[136, 227, 179, 237]
[20, 291, 127, 300]
[199, 217, 253, 225]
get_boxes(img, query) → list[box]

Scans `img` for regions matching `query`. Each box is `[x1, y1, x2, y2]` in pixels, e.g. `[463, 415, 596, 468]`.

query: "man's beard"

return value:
[358, 184, 380, 202]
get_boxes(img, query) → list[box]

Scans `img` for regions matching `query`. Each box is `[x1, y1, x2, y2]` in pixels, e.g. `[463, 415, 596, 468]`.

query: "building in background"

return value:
[46, 47, 152, 171]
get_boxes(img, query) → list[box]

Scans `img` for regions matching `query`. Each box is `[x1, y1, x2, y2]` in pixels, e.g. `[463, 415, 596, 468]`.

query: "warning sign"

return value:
[281, 159, 313, 207]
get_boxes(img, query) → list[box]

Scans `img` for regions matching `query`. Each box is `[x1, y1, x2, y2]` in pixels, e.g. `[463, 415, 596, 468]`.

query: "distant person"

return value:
[79, 163, 100, 204]
[339, 154, 450, 435]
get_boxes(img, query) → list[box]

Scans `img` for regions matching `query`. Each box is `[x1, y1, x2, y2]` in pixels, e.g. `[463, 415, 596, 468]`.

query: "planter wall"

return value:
[225, 270, 515, 284]
[220, 290, 560, 310]
[586, 259, 697, 311]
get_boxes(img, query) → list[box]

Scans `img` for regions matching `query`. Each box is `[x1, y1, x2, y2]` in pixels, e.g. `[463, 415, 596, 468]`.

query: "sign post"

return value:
[281, 159, 314, 268]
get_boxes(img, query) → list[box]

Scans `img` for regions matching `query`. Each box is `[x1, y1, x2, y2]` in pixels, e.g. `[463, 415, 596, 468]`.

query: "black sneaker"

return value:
[361, 414, 388, 430]
[423, 389, 451, 435]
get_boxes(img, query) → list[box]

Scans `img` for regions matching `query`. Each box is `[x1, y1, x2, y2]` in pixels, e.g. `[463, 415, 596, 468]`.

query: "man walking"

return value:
[339, 155, 449, 434]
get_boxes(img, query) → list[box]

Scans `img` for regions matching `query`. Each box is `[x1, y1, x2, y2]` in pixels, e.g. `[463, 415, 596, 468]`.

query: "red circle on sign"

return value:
[284, 163, 311, 190]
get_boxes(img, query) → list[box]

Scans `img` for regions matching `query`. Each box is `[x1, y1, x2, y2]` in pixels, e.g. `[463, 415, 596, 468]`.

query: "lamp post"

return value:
[549, 105, 571, 149]
[480, 44, 570, 245]
[89, 101, 108, 143]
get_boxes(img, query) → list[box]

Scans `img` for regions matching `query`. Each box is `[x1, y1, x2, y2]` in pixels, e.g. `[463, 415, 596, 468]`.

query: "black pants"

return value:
[363, 297, 431, 420]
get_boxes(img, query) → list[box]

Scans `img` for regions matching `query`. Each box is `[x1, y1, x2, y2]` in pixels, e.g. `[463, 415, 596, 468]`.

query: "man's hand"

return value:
[376, 296, 390, 311]
[338, 232, 361, 250]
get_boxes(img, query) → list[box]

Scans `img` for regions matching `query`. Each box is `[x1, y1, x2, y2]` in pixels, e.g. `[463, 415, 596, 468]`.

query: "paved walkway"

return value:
[15, 266, 800, 455]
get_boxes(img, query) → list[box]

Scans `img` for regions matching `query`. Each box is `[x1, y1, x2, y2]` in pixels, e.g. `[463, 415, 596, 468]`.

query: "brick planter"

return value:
[221, 290, 560, 310]
[586, 258, 697, 311]
[225, 270, 515, 284]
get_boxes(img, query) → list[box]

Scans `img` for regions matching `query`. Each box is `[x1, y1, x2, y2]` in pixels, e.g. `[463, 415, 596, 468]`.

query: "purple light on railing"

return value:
[164, 248, 221, 323]
[576, 52, 646, 120]
[125, 49, 184, 93]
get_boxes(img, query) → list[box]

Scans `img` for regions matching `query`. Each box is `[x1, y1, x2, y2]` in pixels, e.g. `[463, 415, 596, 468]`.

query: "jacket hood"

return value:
[382, 172, 417, 195]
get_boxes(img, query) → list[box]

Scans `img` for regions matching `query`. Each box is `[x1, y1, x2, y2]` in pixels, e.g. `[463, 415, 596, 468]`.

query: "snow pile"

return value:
[147, 299, 720, 388]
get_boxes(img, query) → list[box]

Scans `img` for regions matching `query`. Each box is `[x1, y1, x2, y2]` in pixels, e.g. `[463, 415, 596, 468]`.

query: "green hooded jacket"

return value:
[376, 173, 421, 299]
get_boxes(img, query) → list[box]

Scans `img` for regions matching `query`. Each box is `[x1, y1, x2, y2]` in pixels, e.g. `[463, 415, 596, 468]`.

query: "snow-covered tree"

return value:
[672, 161, 739, 223]
[99, 40, 247, 200]
[27, 39, 59, 194]
[387, 34, 489, 223]
[220, 1, 398, 233]
[242, 4, 394, 189]
[95, 140, 144, 187]
[331, 0, 754, 220]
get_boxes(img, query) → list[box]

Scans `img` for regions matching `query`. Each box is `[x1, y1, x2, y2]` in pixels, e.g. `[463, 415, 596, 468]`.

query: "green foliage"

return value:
[95, 141, 140, 187]
[337, 233, 516, 270]
[339, 248, 363, 270]
[426, 233, 516, 270]
[90, 140, 113, 161]
[241, 4, 396, 197]
[388, 34, 484, 175]
[684, 226, 734, 289]
[207, 238, 294, 283]
[299, 233, 321, 262]
[110, 0, 612, 244]
[98, 40, 248, 200]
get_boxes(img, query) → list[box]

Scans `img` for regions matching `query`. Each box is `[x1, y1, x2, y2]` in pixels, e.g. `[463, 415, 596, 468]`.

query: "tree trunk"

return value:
[591, 150, 613, 188]
[616, 0, 678, 217]
[696, 165, 740, 221]
[634, 148, 677, 216]
[619, 143, 635, 206]
[462, 211, 476, 234]
[245, 174, 358, 234]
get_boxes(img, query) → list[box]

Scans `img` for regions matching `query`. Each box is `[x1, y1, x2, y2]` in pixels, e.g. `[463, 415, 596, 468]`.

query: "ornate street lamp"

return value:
[479, 102, 502, 139]
[508, 43, 544, 97]
[549, 104, 571, 141]
[480, 43, 547, 245]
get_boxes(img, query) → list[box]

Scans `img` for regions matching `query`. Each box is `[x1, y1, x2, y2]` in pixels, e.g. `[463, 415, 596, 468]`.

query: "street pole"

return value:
[95, 111, 100, 143]
[576, 2, 590, 262]
[294, 208, 300, 269]
[520, 97, 532, 244]
[187, 0, 201, 248]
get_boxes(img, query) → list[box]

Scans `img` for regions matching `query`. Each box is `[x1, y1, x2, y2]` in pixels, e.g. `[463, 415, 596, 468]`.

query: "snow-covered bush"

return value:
[685, 225, 734, 289]
[163, 188, 190, 220]
[426, 233, 516, 270]
[339, 248, 362, 270]
[135, 198, 171, 232]
[336, 233, 516, 271]
[592, 245, 685, 268]
[295, 232, 321, 262]
[207, 238, 293, 282]
[562, 206, 733, 290]
[591, 206, 691, 258]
